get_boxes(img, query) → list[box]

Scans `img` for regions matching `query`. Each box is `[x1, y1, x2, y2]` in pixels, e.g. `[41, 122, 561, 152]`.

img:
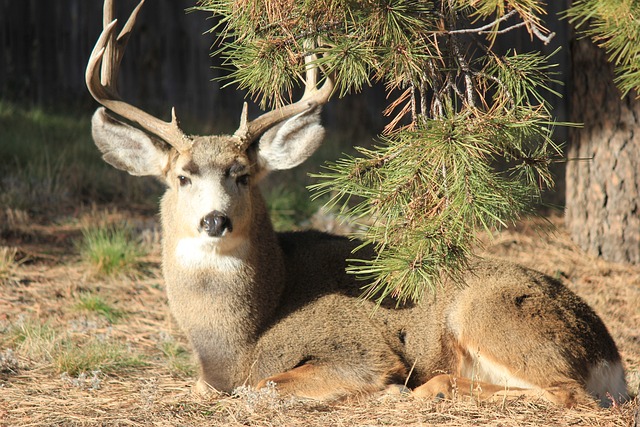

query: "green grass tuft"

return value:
[159, 341, 196, 378]
[78, 224, 144, 277]
[74, 293, 125, 323]
[6, 319, 59, 361]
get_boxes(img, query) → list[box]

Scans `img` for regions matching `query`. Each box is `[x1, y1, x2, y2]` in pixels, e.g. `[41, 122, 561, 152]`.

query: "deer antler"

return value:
[233, 49, 334, 150]
[86, 0, 192, 153]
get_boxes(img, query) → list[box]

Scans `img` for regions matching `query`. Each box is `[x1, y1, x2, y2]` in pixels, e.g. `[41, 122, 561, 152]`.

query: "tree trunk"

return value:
[566, 37, 640, 265]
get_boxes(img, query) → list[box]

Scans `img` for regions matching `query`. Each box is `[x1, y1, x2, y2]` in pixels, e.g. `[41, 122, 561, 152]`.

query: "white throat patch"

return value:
[175, 236, 249, 272]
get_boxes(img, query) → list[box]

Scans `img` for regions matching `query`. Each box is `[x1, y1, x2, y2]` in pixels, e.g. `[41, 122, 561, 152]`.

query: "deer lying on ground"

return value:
[86, 0, 628, 407]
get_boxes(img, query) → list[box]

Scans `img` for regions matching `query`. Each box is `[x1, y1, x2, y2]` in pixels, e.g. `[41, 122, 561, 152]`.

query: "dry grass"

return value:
[0, 246, 20, 283]
[0, 209, 638, 426]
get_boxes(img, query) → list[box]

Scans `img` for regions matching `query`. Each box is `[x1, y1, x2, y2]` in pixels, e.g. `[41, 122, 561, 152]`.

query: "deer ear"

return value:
[254, 104, 325, 177]
[91, 107, 171, 177]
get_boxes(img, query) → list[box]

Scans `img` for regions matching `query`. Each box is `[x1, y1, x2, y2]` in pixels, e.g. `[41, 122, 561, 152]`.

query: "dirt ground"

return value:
[0, 209, 638, 426]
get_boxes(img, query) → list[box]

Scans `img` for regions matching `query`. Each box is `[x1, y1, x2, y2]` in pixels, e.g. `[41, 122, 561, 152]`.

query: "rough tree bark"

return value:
[566, 37, 640, 265]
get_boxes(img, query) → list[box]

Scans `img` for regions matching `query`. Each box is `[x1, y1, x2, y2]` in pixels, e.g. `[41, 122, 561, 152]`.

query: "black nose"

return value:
[199, 211, 233, 237]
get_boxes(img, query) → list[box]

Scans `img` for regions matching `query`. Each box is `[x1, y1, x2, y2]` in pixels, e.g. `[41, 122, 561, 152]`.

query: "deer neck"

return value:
[160, 191, 285, 390]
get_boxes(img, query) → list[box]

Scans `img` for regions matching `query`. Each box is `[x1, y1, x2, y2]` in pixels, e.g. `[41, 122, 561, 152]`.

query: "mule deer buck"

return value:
[87, 0, 628, 407]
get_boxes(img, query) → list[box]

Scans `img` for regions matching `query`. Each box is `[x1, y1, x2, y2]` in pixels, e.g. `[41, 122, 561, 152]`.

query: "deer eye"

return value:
[236, 174, 250, 186]
[178, 175, 191, 187]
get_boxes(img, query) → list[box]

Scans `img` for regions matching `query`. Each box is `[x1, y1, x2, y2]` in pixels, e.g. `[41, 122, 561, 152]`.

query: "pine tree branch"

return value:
[481, 21, 528, 35]
[474, 71, 515, 110]
[446, 10, 518, 35]
[444, 81, 465, 104]
[445, 10, 553, 43]
[450, 36, 476, 108]
[198, 0, 564, 303]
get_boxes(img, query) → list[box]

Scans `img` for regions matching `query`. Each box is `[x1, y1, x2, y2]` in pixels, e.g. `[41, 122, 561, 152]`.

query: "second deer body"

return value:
[87, 0, 629, 407]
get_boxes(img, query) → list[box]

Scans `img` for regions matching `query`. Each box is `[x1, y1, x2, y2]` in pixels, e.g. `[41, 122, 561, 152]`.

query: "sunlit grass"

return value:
[3, 317, 146, 376]
[78, 224, 144, 277]
[0, 247, 20, 283]
[6, 319, 59, 362]
[55, 339, 146, 376]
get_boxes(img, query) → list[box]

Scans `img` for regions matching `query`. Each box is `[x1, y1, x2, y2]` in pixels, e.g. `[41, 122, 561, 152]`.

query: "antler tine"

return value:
[234, 50, 334, 149]
[101, 0, 143, 88]
[86, 0, 191, 152]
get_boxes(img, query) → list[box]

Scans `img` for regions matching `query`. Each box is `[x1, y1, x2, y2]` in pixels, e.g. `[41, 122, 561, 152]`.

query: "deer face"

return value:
[166, 137, 254, 253]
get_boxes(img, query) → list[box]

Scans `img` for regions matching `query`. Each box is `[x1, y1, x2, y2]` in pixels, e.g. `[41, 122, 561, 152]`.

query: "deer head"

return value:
[86, 0, 333, 257]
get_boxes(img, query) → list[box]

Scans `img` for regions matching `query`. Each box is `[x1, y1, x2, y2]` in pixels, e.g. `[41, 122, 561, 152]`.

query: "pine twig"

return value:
[532, 26, 555, 45]
[446, 10, 518, 35]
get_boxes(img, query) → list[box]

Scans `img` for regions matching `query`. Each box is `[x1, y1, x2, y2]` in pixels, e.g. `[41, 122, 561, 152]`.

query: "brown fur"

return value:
[86, 0, 629, 408]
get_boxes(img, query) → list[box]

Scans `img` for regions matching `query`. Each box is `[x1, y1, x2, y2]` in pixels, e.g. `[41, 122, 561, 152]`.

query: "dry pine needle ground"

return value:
[0, 210, 638, 426]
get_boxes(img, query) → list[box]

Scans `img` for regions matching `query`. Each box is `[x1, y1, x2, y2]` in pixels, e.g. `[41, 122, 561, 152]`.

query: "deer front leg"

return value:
[413, 374, 591, 407]
[413, 374, 528, 401]
[256, 361, 406, 401]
